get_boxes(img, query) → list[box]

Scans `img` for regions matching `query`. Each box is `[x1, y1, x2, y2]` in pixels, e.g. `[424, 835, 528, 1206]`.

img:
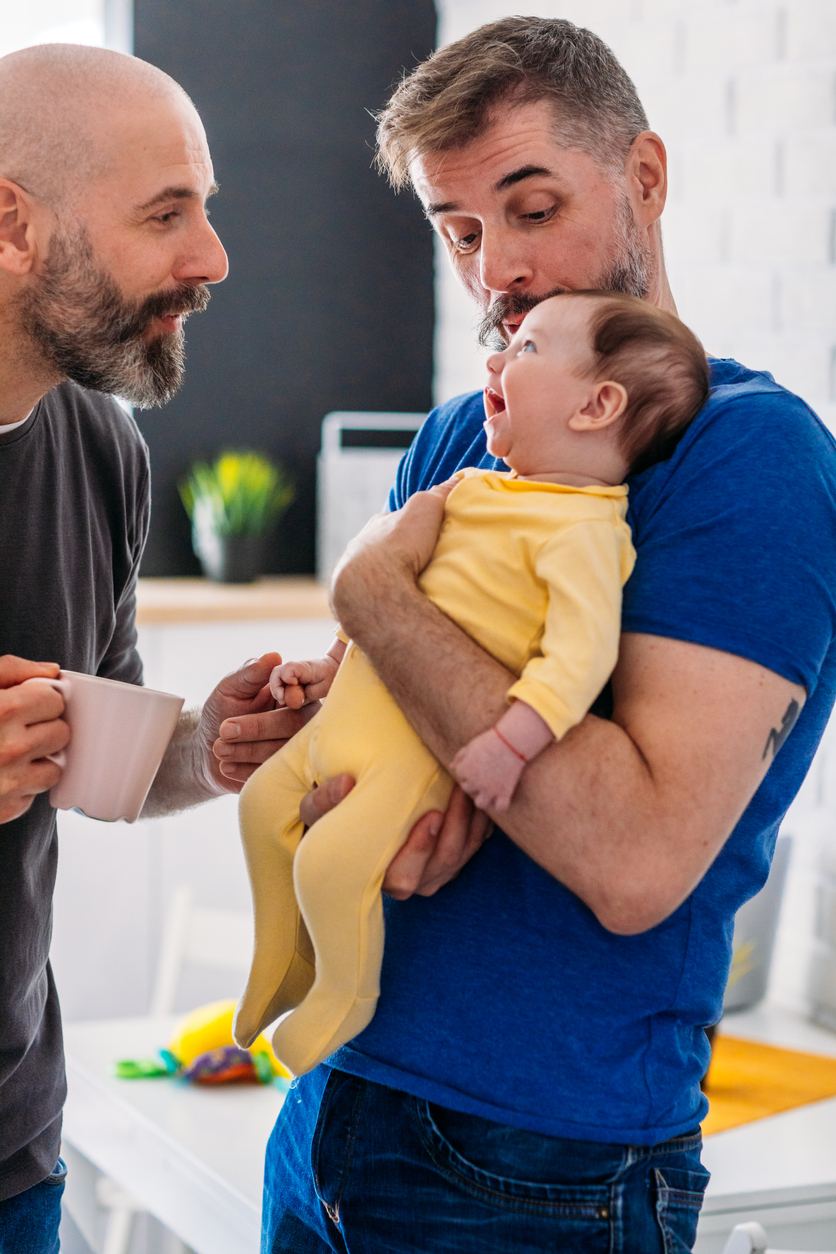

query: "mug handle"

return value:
[45, 677, 69, 768]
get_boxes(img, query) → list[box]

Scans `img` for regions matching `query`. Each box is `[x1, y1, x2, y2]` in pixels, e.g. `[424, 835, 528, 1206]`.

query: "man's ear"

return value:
[625, 131, 667, 226]
[569, 381, 628, 432]
[0, 179, 40, 276]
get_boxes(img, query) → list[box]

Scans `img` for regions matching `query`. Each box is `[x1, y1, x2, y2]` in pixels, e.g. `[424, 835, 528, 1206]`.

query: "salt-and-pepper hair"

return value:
[376, 17, 650, 190]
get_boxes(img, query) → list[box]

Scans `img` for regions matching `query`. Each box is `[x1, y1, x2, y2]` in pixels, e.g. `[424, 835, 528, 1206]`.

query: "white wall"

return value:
[434, 0, 836, 443]
[0, 0, 104, 58]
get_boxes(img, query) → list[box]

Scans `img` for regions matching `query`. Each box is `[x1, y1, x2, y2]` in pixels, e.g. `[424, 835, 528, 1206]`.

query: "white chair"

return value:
[64, 886, 253, 1254]
[148, 884, 254, 1017]
[722, 1220, 836, 1253]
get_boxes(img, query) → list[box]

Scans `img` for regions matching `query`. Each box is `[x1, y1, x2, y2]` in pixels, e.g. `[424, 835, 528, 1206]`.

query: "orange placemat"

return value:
[702, 1034, 836, 1136]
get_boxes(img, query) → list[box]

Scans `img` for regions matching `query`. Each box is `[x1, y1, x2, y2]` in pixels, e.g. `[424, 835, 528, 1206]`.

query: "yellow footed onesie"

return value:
[234, 470, 635, 1075]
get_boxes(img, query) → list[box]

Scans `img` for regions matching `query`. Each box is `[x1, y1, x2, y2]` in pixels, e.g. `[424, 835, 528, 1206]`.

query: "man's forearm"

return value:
[333, 495, 802, 935]
[141, 707, 224, 818]
[344, 580, 507, 760]
[338, 581, 750, 935]
[339, 582, 620, 882]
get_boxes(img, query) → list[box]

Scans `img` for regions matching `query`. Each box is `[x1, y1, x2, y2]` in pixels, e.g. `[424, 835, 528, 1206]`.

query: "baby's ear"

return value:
[569, 380, 628, 432]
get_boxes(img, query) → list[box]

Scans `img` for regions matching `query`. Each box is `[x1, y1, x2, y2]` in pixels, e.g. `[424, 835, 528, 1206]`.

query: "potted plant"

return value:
[179, 451, 295, 583]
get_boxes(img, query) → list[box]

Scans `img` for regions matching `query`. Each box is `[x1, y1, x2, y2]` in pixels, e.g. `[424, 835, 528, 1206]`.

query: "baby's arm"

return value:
[269, 637, 347, 710]
[454, 518, 632, 813]
[451, 700, 554, 812]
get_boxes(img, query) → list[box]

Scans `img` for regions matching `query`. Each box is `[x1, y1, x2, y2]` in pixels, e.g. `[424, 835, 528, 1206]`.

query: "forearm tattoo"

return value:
[763, 698, 801, 761]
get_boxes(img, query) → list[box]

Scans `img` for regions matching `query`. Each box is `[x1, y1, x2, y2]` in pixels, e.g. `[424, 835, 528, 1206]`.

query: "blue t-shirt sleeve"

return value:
[389, 391, 498, 512]
[624, 389, 836, 694]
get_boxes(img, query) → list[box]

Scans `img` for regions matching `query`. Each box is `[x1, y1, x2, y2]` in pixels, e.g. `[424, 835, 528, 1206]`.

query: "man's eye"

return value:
[521, 206, 556, 224]
[520, 340, 536, 353]
[452, 231, 479, 253]
[154, 211, 179, 224]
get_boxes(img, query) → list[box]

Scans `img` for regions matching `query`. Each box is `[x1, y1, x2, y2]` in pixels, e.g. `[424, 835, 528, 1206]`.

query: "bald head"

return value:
[0, 43, 193, 209]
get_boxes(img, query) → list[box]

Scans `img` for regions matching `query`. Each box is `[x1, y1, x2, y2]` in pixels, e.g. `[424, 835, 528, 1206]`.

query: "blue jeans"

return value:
[0, 1159, 65, 1254]
[262, 1067, 709, 1253]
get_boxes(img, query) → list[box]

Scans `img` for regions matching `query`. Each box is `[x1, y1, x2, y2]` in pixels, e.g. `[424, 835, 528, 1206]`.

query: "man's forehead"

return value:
[96, 97, 214, 193]
[412, 102, 584, 209]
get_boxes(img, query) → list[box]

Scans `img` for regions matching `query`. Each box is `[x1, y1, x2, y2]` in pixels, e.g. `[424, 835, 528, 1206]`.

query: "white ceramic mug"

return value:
[48, 671, 185, 823]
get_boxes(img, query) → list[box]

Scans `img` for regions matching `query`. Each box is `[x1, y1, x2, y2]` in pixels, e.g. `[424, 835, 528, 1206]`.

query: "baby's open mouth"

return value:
[484, 387, 506, 418]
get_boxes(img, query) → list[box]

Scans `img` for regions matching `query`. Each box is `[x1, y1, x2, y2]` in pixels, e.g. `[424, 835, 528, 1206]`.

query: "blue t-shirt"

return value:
[329, 359, 836, 1145]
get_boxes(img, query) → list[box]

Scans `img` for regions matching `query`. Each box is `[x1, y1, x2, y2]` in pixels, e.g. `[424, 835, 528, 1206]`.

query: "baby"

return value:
[234, 291, 709, 1076]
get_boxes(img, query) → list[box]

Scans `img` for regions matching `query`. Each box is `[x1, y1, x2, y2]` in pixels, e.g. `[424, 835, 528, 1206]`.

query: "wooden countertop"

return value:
[136, 577, 333, 625]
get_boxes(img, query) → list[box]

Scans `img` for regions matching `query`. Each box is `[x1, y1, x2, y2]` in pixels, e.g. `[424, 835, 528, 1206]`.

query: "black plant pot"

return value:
[198, 533, 264, 583]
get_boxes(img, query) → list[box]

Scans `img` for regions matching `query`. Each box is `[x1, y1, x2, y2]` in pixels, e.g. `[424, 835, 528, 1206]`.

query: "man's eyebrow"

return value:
[425, 199, 458, 218]
[495, 164, 553, 191]
[425, 165, 555, 216]
[136, 181, 220, 212]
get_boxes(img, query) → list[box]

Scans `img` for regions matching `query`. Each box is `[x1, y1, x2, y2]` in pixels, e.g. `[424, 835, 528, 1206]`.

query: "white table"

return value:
[696, 1004, 836, 1252]
[65, 1006, 836, 1254]
[63, 1016, 287, 1254]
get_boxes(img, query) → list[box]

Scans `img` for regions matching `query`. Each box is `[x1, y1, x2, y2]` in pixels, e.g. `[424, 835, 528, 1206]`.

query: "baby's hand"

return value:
[269, 656, 340, 710]
[450, 727, 526, 813]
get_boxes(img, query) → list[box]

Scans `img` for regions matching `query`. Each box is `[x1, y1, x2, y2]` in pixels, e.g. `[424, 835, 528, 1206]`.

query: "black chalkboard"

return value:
[133, 0, 436, 574]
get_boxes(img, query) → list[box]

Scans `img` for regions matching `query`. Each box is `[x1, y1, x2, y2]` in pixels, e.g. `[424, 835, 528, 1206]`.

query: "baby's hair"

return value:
[563, 291, 709, 475]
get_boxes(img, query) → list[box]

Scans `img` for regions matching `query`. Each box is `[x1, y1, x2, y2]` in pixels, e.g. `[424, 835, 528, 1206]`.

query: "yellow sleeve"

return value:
[507, 519, 635, 740]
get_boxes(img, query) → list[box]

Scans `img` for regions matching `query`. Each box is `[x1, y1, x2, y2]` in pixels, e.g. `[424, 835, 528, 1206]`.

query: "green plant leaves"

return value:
[178, 450, 295, 538]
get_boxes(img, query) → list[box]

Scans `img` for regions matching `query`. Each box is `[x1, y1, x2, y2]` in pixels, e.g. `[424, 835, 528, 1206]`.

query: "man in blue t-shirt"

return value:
[261, 17, 836, 1254]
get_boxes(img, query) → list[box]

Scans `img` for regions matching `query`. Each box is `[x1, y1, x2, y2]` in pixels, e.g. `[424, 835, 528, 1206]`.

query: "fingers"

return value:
[467, 785, 510, 813]
[218, 703, 311, 749]
[303, 676, 335, 702]
[0, 675, 69, 824]
[0, 656, 60, 689]
[0, 679, 68, 767]
[219, 653, 283, 702]
[208, 762, 259, 786]
[214, 703, 320, 778]
[416, 789, 494, 895]
[382, 786, 493, 901]
[1, 677, 65, 726]
[427, 477, 459, 504]
[215, 739, 292, 773]
[15, 708, 70, 762]
[280, 660, 321, 685]
[281, 682, 307, 710]
[382, 809, 445, 900]
[299, 774, 355, 828]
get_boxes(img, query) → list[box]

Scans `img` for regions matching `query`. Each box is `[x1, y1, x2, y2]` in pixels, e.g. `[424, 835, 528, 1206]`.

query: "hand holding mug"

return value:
[0, 656, 68, 825]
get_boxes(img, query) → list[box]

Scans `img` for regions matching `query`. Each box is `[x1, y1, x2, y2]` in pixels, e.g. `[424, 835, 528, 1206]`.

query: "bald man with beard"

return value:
[0, 44, 320, 1248]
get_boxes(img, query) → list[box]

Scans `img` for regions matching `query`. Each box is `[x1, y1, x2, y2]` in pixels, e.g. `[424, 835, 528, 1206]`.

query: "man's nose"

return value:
[177, 219, 229, 286]
[479, 227, 534, 296]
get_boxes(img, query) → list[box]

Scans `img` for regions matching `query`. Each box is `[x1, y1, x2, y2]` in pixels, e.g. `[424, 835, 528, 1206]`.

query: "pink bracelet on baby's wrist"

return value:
[493, 725, 528, 763]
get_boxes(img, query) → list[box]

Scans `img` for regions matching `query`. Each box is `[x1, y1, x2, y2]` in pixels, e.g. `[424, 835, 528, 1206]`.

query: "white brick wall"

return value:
[435, 0, 836, 1018]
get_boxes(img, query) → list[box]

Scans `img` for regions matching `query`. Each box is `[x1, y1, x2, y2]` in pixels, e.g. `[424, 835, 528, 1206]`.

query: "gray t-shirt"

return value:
[0, 381, 150, 1199]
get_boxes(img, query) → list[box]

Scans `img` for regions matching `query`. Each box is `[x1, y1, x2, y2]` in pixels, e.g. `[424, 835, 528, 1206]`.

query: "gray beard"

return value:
[17, 225, 209, 408]
[476, 196, 653, 350]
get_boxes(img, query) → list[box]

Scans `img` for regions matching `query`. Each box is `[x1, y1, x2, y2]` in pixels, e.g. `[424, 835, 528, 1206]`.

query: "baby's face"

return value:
[483, 296, 596, 474]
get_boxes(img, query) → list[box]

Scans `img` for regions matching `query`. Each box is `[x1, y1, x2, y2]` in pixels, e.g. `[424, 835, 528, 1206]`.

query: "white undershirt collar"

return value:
[0, 409, 35, 434]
